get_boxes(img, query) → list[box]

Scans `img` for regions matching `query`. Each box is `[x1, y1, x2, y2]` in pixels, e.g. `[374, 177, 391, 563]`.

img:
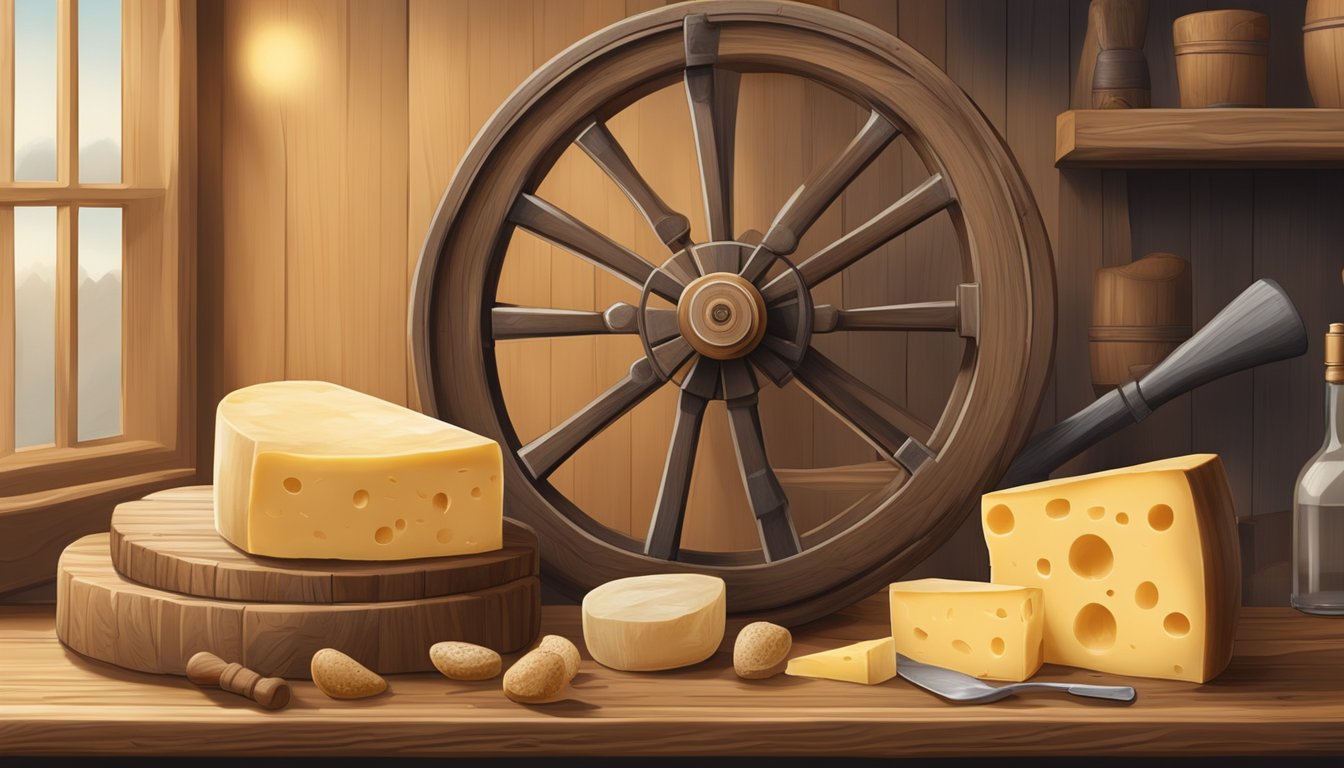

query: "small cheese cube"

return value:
[581, 574, 725, 671]
[785, 637, 897, 685]
[214, 380, 503, 560]
[982, 454, 1239, 683]
[888, 578, 1044, 682]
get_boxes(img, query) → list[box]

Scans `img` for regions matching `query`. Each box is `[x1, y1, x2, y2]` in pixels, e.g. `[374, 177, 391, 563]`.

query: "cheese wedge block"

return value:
[785, 637, 897, 685]
[982, 454, 1240, 683]
[214, 380, 503, 560]
[888, 578, 1044, 682]
[581, 574, 725, 671]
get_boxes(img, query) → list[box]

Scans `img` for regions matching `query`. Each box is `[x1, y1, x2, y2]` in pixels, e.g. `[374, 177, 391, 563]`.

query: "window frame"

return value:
[0, 0, 195, 594]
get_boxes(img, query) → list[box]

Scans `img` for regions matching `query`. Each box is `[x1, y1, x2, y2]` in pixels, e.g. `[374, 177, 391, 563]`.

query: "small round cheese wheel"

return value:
[581, 573, 726, 672]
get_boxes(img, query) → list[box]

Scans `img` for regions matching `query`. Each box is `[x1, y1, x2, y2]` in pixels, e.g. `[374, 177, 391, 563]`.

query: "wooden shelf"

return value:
[4, 598, 1344, 757]
[1056, 109, 1344, 168]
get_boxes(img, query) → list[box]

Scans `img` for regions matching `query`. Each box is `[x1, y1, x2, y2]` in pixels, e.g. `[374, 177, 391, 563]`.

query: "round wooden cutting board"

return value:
[57, 533, 541, 678]
[109, 486, 539, 603]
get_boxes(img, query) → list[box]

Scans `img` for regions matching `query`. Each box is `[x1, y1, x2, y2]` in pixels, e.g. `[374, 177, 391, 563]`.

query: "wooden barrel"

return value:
[1173, 10, 1269, 108]
[1305, 0, 1344, 107]
[1089, 253, 1192, 397]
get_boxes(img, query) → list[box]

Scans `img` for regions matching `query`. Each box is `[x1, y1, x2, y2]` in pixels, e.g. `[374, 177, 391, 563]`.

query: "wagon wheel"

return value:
[410, 1, 1055, 626]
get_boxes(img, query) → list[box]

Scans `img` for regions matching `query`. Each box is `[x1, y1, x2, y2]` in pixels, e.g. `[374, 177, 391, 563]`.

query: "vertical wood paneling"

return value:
[215, 0, 287, 407]
[1253, 172, 1343, 519]
[1190, 171, 1254, 517]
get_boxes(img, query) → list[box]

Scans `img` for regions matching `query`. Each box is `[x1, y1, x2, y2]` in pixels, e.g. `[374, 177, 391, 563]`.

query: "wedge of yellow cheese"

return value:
[785, 637, 897, 685]
[888, 578, 1044, 682]
[982, 454, 1239, 683]
[214, 380, 503, 560]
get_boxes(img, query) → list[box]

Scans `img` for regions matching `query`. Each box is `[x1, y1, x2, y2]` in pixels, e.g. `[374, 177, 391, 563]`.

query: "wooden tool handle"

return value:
[999, 279, 1307, 488]
[186, 651, 291, 710]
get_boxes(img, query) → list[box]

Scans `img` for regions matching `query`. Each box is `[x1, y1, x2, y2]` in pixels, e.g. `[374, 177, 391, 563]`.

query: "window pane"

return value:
[78, 0, 121, 183]
[14, 207, 57, 448]
[77, 207, 121, 441]
[14, 0, 58, 181]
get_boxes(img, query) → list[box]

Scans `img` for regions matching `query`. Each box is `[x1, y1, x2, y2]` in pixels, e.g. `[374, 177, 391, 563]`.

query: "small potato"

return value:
[537, 634, 581, 681]
[503, 649, 568, 704]
[733, 621, 792, 680]
[310, 648, 387, 699]
[430, 641, 502, 681]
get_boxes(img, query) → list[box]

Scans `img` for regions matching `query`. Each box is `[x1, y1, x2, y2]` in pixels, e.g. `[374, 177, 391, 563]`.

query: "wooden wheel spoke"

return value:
[721, 361, 800, 561]
[519, 348, 680, 480]
[793, 346, 934, 466]
[812, 285, 979, 338]
[813, 301, 956, 333]
[643, 307, 680, 345]
[576, 119, 692, 252]
[508, 193, 682, 302]
[493, 302, 640, 340]
[740, 110, 900, 283]
[762, 173, 953, 303]
[684, 14, 739, 243]
[644, 357, 720, 560]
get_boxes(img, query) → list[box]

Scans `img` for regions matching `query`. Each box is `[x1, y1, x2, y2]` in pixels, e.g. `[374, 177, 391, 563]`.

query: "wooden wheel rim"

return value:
[410, 1, 1055, 623]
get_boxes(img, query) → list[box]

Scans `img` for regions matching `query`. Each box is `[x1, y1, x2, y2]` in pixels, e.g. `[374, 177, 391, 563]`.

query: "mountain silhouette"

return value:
[13, 269, 122, 446]
[13, 137, 120, 183]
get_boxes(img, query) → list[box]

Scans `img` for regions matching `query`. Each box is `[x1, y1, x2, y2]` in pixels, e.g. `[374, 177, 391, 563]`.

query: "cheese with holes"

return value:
[982, 454, 1239, 683]
[785, 637, 897, 685]
[888, 578, 1044, 682]
[214, 380, 503, 560]
[581, 574, 725, 671]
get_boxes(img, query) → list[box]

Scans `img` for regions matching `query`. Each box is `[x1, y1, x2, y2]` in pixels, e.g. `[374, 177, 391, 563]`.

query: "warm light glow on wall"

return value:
[245, 25, 312, 95]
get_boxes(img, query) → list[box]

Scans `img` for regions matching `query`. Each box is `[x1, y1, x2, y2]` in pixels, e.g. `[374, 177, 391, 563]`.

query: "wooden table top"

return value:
[1, 597, 1342, 757]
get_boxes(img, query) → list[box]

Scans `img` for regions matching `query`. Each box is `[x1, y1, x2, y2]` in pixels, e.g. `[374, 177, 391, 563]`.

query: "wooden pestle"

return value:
[186, 651, 291, 710]
[1090, 0, 1151, 108]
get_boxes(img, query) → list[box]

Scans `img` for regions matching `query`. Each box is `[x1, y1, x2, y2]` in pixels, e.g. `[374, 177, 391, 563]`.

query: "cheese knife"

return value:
[896, 654, 1136, 704]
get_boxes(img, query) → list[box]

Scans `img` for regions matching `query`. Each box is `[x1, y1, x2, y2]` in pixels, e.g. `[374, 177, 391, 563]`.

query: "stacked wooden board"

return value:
[55, 486, 541, 679]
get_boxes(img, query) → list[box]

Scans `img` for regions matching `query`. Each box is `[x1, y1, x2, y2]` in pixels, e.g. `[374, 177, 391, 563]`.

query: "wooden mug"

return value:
[1173, 10, 1269, 108]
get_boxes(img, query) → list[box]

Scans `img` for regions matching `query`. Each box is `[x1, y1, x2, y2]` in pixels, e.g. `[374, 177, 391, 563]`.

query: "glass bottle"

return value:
[1293, 322, 1344, 615]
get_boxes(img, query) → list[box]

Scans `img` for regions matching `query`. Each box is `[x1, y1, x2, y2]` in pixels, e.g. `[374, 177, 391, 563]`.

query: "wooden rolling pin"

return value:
[186, 651, 291, 710]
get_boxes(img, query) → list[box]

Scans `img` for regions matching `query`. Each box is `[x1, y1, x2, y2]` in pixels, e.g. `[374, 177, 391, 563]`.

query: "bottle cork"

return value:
[1326, 323, 1344, 384]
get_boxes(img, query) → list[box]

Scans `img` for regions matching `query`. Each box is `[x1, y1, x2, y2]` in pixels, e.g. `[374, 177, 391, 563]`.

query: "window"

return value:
[0, 0, 194, 592]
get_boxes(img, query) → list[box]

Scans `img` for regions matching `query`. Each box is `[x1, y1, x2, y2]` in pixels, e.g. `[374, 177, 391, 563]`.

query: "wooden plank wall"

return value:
[197, 0, 1342, 596]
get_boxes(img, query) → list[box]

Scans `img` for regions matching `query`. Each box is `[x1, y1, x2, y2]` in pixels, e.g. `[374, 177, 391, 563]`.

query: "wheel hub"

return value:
[677, 271, 767, 360]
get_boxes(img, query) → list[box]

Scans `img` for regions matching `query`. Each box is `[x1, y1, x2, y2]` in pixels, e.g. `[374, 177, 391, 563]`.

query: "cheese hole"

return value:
[1068, 534, 1114, 580]
[395, 518, 406, 531]
[952, 640, 972, 654]
[471, 486, 483, 499]
[946, 607, 954, 619]
[1135, 581, 1159, 609]
[1106, 589, 1115, 597]
[490, 474, 499, 483]
[387, 476, 398, 484]
[352, 489, 370, 509]
[1074, 603, 1117, 652]
[1023, 599, 1034, 620]
[313, 530, 327, 540]
[1116, 512, 1129, 525]
[1045, 498, 1070, 519]
[1036, 558, 1052, 576]
[842, 656, 852, 662]
[433, 492, 450, 513]
[995, 608, 1008, 619]
[415, 517, 425, 524]
[436, 528, 453, 544]
[374, 526, 394, 544]
[1148, 504, 1174, 531]
[283, 477, 302, 494]
[1164, 612, 1191, 637]
[1173, 664, 1183, 674]
[1088, 506, 1105, 520]
[990, 637, 1005, 656]
[913, 627, 928, 640]
[986, 505, 1014, 535]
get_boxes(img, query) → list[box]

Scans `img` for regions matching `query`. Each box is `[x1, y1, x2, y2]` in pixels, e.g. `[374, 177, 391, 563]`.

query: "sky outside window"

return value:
[14, 0, 58, 181]
[78, 0, 121, 183]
